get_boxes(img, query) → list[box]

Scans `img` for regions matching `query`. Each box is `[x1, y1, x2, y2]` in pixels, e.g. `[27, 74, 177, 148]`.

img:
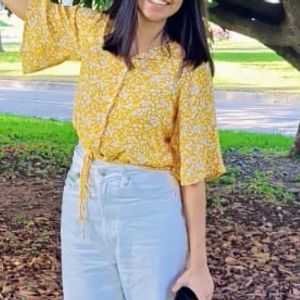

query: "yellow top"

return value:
[20, 0, 226, 232]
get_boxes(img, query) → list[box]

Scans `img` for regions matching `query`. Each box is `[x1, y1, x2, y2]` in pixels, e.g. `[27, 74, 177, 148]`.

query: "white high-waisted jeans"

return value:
[60, 142, 188, 300]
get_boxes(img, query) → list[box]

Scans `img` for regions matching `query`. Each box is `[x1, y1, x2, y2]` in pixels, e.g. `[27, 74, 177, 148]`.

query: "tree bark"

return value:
[214, 0, 284, 24]
[288, 121, 300, 157]
[209, 6, 294, 47]
[209, 0, 300, 157]
[209, 0, 300, 71]
[0, 30, 4, 52]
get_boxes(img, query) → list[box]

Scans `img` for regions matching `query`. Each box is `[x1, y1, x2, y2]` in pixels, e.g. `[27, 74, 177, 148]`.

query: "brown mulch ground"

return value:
[0, 148, 300, 300]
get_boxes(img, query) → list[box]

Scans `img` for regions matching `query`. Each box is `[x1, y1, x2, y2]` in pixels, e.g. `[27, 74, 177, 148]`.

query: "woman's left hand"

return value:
[171, 264, 215, 300]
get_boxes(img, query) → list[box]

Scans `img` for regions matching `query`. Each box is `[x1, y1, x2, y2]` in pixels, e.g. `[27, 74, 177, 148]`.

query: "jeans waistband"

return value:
[71, 142, 178, 240]
[75, 142, 171, 176]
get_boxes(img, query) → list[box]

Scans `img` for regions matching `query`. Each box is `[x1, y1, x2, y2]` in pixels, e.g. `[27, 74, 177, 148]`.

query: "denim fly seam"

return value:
[82, 165, 131, 241]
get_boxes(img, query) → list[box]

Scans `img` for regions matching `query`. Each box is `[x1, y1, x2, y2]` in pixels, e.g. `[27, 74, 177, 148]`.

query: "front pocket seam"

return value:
[65, 168, 80, 189]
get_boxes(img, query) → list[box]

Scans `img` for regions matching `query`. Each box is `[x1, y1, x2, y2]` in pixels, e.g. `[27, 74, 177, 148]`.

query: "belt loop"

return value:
[80, 220, 85, 241]
[120, 167, 130, 188]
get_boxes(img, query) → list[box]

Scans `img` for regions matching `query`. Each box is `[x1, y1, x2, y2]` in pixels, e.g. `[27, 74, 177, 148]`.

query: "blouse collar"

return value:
[131, 40, 183, 60]
[103, 14, 183, 61]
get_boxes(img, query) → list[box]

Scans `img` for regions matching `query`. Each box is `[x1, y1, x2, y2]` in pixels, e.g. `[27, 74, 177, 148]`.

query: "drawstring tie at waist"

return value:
[78, 148, 94, 241]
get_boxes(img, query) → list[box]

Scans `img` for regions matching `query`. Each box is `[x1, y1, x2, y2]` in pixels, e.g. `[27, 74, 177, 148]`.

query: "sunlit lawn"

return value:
[1, 37, 300, 92]
[211, 37, 300, 92]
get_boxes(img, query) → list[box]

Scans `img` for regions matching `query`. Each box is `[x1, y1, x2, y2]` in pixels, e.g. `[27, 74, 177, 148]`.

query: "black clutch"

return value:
[174, 286, 198, 300]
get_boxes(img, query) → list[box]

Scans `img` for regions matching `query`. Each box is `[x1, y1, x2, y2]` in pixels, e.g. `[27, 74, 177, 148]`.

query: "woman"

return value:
[2, 0, 226, 299]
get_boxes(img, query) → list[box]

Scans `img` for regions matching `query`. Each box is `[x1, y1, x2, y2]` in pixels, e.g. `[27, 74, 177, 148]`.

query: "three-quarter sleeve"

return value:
[171, 61, 226, 185]
[20, 0, 108, 74]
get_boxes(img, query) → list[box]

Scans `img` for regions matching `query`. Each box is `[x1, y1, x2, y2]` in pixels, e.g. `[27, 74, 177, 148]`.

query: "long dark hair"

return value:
[102, 0, 214, 76]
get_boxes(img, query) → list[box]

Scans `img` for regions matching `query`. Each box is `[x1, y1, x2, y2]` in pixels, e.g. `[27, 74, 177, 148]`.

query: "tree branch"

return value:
[214, 0, 284, 25]
[283, 0, 300, 30]
[267, 45, 300, 71]
[209, 6, 295, 47]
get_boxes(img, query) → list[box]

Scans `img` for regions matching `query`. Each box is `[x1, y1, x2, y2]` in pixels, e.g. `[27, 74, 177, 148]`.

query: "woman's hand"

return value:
[2, 0, 28, 20]
[171, 264, 215, 300]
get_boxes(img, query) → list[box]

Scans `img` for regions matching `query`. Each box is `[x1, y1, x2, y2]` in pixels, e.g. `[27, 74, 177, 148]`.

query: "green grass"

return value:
[1, 46, 280, 63]
[0, 49, 283, 63]
[219, 129, 294, 154]
[0, 113, 77, 146]
[212, 50, 283, 63]
[1, 38, 300, 92]
[0, 113, 294, 157]
[0, 51, 19, 63]
[0, 113, 78, 168]
[241, 170, 295, 203]
[0, 113, 297, 205]
[0, 42, 21, 57]
[212, 37, 300, 92]
[215, 165, 241, 185]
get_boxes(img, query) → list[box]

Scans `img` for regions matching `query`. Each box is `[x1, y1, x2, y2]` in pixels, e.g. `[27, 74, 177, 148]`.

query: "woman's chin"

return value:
[138, 0, 171, 22]
[138, 0, 183, 22]
[138, 10, 167, 23]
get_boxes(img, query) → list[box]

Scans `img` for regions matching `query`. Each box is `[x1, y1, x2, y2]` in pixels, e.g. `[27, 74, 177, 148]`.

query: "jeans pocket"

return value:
[167, 174, 180, 199]
[166, 174, 186, 220]
[129, 171, 169, 198]
[64, 165, 81, 191]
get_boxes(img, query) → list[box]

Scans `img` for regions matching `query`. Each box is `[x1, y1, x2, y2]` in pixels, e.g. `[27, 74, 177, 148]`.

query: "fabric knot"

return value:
[77, 148, 94, 240]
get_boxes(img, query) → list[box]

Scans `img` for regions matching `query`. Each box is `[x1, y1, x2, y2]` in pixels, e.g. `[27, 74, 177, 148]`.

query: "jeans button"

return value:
[98, 169, 106, 176]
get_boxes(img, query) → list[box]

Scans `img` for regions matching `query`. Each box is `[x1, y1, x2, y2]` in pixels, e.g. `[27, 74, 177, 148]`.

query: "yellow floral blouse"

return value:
[20, 0, 226, 230]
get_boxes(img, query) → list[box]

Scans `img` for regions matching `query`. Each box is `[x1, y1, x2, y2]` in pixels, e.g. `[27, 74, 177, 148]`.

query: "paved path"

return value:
[0, 80, 299, 136]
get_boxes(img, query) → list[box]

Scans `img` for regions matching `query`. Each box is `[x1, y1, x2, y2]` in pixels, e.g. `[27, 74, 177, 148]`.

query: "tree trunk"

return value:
[209, 0, 300, 158]
[288, 121, 300, 157]
[0, 30, 4, 52]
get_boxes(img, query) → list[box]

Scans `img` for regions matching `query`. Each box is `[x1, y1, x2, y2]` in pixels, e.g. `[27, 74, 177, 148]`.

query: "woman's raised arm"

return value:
[2, 0, 28, 20]
[3, 0, 109, 74]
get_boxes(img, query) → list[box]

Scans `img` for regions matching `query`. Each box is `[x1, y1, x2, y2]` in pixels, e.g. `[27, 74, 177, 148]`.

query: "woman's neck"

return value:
[131, 12, 167, 56]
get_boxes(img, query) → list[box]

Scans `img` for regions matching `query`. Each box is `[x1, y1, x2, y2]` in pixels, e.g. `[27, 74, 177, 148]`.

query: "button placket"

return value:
[98, 66, 129, 151]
